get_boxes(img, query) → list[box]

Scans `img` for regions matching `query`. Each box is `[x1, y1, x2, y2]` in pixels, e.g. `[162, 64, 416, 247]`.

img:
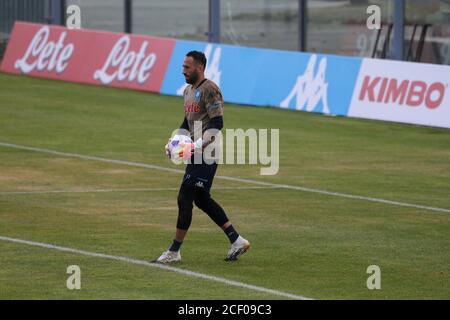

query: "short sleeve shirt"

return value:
[183, 79, 224, 138]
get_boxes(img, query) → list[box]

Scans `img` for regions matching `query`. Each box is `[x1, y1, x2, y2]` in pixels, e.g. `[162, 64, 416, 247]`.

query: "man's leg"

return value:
[170, 183, 195, 250]
[191, 161, 250, 261]
[193, 187, 235, 239]
[175, 228, 188, 243]
[193, 188, 228, 225]
[193, 186, 250, 261]
[153, 182, 194, 263]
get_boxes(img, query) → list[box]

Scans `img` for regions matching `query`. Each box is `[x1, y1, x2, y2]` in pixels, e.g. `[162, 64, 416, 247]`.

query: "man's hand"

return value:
[164, 138, 171, 158]
[179, 139, 202, 160]
[179, 142, 195, 160]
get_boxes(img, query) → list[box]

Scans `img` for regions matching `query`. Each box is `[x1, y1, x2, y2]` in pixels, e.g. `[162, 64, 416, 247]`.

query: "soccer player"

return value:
[154, 51, 250, 263]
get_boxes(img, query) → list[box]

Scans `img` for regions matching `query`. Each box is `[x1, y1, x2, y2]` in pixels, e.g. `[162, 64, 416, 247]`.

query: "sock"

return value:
[169, 239, 183, 252]
[224, 225, 239, 244]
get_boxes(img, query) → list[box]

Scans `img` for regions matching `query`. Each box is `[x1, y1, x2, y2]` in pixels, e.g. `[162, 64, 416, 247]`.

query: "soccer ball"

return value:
[168, 134, 193, 160]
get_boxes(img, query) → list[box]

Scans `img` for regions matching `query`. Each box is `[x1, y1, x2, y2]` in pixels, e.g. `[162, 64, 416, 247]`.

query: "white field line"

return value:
[0, 186, 279, 196]
[0, 235, 312, 300]
[0, 142, 448, 214]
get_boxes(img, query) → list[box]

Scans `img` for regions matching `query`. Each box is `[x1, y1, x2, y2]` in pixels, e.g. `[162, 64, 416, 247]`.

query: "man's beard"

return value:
[186, 72, 199, 85]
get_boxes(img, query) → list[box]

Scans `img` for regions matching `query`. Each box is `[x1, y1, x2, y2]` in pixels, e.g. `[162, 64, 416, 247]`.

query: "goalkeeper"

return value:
[153, 51, 250, 263]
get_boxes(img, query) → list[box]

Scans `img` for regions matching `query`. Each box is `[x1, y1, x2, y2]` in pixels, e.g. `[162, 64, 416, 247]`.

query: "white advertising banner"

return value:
[348, 59, 450, 129]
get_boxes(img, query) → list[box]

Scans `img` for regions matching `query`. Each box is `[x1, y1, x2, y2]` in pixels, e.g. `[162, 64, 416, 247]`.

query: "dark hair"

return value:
[186, 50, 207, 68]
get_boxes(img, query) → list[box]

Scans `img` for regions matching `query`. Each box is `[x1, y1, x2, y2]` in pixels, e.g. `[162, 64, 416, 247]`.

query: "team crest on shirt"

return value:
[195, 90, 202, 102]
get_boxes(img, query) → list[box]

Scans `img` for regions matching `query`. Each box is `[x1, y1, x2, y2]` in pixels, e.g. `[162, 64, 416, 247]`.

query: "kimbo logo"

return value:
[358, 76, 446, 109]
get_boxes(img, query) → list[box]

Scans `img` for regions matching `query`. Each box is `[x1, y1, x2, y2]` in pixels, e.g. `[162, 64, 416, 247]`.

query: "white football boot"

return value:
[153, 250, 181, 263]
[225, 236, 251, 261]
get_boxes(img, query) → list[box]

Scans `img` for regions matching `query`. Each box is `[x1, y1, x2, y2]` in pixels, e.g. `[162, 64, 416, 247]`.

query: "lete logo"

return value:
[359, 76, 446, 109]
[94, 35, 157, 85]
[15, 26, 74, 74]
[280, 54, 330, 114]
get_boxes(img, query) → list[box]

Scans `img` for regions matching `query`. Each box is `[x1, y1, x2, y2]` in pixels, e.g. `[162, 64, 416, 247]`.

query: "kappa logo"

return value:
[177, 44, 222, 95]
[195, 181, 205, 188]
[204, 44, 222, 87]
[280, 54, 330, 114]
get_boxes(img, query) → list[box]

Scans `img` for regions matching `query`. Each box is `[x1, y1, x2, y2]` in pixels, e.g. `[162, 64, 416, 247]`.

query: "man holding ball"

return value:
[153, 51, 250, 263]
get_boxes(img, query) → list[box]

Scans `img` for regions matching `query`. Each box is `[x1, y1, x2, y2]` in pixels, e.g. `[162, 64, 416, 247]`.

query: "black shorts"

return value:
[181, 154, 218, 193]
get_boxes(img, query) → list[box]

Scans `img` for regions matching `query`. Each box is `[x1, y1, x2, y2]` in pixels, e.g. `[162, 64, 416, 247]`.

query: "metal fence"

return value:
[0, 0, 51, 57]
[0, 0, 51, 39]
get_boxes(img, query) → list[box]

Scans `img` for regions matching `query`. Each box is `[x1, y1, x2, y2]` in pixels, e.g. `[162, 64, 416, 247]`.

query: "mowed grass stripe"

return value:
[1, 73, 448, 299]
[0, 186, 279, 196]
[0, 141, 448, 214]
[0, 235, 312, 300]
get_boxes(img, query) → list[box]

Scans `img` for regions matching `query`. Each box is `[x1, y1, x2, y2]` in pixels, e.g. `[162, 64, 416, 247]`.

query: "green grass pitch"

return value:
[0, 72, 449, 299]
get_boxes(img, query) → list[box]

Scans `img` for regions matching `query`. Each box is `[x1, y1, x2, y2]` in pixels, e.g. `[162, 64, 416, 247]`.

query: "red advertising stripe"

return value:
[1, 22, 176, 93]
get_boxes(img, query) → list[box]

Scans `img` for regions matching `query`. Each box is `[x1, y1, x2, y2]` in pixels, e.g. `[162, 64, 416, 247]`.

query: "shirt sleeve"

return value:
[206, 116, 223, 130]
[204, 85, 224, 119]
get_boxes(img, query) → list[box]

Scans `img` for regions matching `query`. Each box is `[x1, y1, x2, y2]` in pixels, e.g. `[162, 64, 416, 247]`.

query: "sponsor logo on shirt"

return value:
[184, 102, 200, 113]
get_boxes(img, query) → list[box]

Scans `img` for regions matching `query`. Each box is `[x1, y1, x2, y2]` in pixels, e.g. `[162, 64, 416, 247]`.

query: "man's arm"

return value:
[175, 116, 190, 136]
[179, 116, 189, 131]
[165, 117, 190, 158]
[180, 116, 222, 159]
[199, 84, 224, 149]
[200, 116, 223, 149]
[206, 116, 223, 131]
